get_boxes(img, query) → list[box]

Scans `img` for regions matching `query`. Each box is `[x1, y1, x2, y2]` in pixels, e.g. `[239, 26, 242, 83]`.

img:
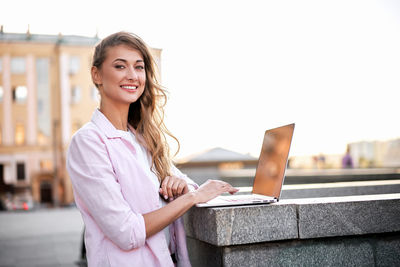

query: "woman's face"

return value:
[92, 44, 146, 107]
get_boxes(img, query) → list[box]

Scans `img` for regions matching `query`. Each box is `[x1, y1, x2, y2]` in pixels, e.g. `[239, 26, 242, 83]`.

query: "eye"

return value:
[115, 65, 125, 69]
[135, 65, 145, 70]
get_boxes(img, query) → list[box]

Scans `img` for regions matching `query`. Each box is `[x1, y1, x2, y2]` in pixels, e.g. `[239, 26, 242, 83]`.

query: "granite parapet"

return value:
[220, 234, 399, 267]
[295, 194, 400, 239]
[186, 193, 400, 267]
[185, 203, 298, 246]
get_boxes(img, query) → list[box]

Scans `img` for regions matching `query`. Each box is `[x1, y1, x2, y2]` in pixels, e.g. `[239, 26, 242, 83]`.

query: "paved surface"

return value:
[0, 207, 84, 267]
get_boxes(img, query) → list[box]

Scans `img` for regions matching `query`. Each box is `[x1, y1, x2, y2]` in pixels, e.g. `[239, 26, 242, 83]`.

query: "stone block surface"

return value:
[295, 194, 400, 239]
[187, 233, 400, 267]
[222, 236, 377, 267]
[185, 194, 400, 266]
[187, 237, 222, 267]
[185, 203, 298, 246]
[375, 235, 400, 267]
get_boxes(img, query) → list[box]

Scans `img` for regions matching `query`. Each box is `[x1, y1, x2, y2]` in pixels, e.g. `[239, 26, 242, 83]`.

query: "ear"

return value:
[91, 66, 102, 87]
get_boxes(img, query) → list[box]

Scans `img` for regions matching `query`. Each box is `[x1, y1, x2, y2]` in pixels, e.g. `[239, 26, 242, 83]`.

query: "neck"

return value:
[99, 100, 130, 131]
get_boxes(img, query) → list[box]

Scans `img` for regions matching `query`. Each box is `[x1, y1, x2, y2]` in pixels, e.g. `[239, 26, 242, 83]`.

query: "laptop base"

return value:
[196, 194, 277, 208]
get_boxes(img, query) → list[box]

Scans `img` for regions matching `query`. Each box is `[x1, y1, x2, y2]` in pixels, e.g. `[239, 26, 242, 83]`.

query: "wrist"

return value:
[187, 191, 198, 206]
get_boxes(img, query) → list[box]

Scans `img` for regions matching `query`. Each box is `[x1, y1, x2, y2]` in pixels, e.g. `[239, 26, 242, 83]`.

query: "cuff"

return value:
[131, 213, 146, 248]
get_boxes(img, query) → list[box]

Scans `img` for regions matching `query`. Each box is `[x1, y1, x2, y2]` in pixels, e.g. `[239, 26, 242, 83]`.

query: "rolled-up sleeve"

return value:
[171, 165, 198, 191]
[67, 130, 146, 250]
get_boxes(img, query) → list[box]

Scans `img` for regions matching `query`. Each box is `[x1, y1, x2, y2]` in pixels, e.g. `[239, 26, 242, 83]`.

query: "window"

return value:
[40, 160, 53, 171]
[37, 131, 50, 145]
[69, 56, 80, 75]
[15, 123, 25, 145]
[71, 86, 81, 104]
[11, 57, 26, 74]
[16, 162, 26, 181]
[0, 86, 3, 102]
[40, 181, 53, 203]
[12, 86, 28, 103]
[36, 58, 51, 140]
[0, 164, 4, 182]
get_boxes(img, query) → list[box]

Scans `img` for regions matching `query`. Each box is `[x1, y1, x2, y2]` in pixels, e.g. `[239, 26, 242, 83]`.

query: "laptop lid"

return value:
[252, 123, 295, 200]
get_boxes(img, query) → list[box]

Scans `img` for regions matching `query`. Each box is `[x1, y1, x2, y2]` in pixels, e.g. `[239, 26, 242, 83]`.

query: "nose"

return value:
[127, 66, 138, 81]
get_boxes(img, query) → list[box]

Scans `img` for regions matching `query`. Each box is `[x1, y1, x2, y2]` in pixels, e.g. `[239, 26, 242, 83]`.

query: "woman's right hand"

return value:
[193, 180, 239, 204]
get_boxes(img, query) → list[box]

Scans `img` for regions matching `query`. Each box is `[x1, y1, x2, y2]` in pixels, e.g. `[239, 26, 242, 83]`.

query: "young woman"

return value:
[66, 31, 238, 267]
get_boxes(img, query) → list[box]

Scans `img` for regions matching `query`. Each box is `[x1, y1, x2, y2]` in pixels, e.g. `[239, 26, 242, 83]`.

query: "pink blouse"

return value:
[66, 109, 197, 267]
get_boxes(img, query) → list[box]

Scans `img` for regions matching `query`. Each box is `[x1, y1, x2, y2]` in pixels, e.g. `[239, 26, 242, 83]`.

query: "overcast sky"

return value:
[3, 0, 400, 159]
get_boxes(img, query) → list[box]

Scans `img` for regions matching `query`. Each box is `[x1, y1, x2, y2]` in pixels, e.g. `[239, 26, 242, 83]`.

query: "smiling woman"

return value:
[66, 31, 238, 267]
[92, 46, 146, 109]
[90, 32, 174, 180]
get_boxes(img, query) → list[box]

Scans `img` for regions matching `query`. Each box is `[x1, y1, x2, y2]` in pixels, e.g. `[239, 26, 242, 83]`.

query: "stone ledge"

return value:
[185, 203, 298, 246]
[235, 180, 400, 199]
[186, 193, 400, 247]
[281, 182, 400, 199]
[292, 193, 400, 239]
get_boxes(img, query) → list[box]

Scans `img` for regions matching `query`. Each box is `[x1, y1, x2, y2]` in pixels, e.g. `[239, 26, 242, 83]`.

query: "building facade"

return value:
[0, 30, 161, 208]
[176, 147, 258, 186]
[349, 139, 400, 168]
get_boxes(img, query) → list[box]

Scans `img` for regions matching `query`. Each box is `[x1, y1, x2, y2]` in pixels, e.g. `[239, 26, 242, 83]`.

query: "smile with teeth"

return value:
[121, 85, 138, 91]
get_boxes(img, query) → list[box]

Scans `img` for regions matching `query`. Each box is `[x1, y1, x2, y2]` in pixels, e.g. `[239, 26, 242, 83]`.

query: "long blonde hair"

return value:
[92, 31, 179, 181]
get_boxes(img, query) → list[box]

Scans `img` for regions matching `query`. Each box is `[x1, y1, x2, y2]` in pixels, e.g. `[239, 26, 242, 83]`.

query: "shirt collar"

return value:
[91, 109, 124, 138]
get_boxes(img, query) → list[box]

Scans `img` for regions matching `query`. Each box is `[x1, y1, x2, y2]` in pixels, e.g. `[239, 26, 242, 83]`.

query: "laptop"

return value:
[196, 123, 295, 208]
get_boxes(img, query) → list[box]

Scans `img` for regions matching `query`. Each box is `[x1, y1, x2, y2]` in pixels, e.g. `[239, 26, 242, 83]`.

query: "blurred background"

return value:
[1, 0, 400, 266]
[1, 0, 399, 209]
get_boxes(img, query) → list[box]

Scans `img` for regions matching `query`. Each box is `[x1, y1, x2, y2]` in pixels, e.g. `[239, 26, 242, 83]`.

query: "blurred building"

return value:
[349, 139, 400, 168]
[0, 29, 161, 208]
[288, 139, 400, 169]
[176, 147, 258, 185]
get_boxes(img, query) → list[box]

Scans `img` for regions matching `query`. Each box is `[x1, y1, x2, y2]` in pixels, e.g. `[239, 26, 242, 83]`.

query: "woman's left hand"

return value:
[159, 175, 189, 201]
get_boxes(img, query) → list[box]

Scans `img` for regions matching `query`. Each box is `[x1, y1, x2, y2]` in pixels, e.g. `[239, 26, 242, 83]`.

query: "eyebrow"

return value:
[112, 58, 144, 64]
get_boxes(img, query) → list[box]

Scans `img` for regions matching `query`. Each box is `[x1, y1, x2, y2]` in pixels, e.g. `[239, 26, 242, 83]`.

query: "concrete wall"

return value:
[185, 194, 400, 267]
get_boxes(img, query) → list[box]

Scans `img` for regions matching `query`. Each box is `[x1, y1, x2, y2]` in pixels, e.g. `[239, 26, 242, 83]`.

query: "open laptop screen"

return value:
[252, 123, 295, 199]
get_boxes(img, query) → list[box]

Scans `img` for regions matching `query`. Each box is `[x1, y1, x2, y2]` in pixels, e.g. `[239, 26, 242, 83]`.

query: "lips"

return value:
[121, 85, 138, 91]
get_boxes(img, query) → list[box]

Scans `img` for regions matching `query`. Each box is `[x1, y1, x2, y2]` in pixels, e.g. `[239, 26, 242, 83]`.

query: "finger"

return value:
[171, 180, 180, 196]
[220, 182, 238, 194]
[228, 187, 239, 194]
[176, 182, 187, 196]
[166, 178, 174, 199]
[182, 184, 189, 194]
[161, 176, 170, 200]
[180, 182, 189, 195]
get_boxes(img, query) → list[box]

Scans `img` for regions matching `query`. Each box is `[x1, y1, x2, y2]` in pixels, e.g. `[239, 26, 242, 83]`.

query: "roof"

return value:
[0, 32, 99, 46]
[178, 147, 257, 164]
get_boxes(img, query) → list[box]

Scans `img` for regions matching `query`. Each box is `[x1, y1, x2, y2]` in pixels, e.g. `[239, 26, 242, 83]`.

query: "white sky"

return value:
[3, 0, 400, 159]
